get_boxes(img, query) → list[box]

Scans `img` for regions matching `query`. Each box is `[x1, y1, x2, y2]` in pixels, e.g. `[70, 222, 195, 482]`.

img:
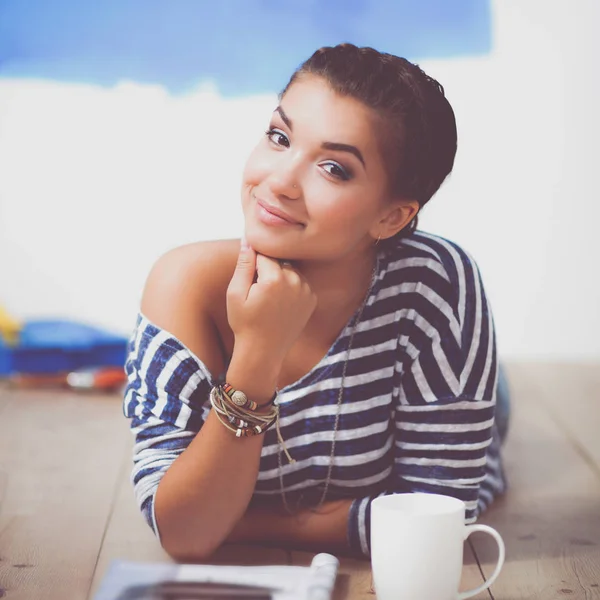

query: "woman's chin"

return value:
[245, 228, 290, 259]
[249, 241, 286, 260]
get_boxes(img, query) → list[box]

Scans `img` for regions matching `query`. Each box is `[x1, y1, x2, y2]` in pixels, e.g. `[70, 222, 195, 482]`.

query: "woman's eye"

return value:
[322, 162, 351, 181]
[265, 128, 290, 148]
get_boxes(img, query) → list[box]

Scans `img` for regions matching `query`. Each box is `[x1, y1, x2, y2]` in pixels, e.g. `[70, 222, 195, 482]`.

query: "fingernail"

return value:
[241, 235, 248, 250]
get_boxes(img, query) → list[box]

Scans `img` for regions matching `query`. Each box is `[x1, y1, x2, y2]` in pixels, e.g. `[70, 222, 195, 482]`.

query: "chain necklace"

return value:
[277, 253, 380, 514]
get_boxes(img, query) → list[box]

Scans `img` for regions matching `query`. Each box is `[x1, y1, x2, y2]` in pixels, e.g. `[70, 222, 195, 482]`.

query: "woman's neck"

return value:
[295, 247, 378, 333]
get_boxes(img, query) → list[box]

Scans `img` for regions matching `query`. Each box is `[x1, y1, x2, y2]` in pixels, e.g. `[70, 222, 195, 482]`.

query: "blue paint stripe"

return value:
[0, 0, 491, 95]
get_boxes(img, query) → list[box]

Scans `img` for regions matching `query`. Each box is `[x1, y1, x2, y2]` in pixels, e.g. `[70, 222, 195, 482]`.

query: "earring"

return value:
[375, 233, 381, 246]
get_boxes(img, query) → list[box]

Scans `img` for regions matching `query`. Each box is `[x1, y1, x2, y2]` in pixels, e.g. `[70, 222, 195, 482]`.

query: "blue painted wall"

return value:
[0, 0, 491, 95]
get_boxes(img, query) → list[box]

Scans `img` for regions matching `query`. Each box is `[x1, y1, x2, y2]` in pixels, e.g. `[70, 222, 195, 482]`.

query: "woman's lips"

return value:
[255, 199, 303, 227]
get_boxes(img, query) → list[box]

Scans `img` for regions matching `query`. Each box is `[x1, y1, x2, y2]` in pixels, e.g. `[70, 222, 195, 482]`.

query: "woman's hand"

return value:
[226, 240, 317, 365]
[227, 499, 353, 554]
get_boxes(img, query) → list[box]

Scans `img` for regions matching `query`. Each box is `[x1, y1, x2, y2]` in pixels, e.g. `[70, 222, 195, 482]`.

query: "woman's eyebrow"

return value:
[321, 141, 366, 168]
[274, 106, 366, 169]
[275, 106, 293, 130]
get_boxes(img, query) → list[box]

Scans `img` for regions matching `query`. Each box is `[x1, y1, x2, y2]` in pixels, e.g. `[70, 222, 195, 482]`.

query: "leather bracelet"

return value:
[222, 382, 277, 411]
[232, 416, 278, 437]
[209, 384, 294, 463]
[209, 386, 278, 437]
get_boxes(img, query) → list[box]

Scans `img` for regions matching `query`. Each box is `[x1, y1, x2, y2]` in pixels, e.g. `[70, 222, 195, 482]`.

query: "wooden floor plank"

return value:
[470, 363, 600, 599]
[528, 362, 600, 475]
[0, 386, 16, 520]
[5, 363, 599, 600]
[86, 439, 169, 600]
[0, 390, 130, 600]
[461, 542, 493, 600]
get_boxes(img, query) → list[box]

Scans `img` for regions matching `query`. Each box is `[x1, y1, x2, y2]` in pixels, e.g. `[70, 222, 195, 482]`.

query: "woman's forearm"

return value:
[154, 411, 263, 559]
[154, 355, 279, 560]
[226, 499, 353, 554]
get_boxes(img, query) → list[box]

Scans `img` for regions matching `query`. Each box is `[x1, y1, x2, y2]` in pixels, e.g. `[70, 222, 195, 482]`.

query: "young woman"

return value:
[123, 43, 509, 560]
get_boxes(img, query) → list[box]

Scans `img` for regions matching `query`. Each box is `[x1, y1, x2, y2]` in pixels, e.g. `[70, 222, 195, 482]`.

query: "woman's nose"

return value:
[266, 161, 302, 200]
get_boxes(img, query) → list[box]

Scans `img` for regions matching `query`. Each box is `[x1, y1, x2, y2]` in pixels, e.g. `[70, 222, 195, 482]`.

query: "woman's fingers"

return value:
[255, 253, 282, 283]
[228, 248, 317, 361]
[227, 240, 257, 301]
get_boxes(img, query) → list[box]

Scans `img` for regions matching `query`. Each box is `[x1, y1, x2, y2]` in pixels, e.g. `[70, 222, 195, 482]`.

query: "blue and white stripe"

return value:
[123, 230, 506, 557]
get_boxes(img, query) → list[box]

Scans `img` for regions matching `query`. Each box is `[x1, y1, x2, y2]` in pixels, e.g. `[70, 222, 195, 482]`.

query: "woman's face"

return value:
[241, 75, 394, 261]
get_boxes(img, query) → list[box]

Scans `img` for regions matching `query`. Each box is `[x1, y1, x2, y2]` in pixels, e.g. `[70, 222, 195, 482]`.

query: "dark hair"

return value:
[281, 43, 457, 242]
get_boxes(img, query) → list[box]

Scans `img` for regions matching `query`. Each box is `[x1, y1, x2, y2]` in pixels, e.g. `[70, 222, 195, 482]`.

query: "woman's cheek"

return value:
[241, 151, 262, 186]
[310, 188, 365, 229]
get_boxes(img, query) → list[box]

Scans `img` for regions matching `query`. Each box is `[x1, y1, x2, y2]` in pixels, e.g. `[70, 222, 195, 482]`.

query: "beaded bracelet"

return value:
[221, 382, 277, 411]
[209, 384, 294, 463]
[209, 385, 278, 435]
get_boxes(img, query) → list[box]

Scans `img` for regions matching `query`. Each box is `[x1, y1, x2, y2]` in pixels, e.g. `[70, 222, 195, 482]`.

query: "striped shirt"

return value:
[123, 230, 507, 557]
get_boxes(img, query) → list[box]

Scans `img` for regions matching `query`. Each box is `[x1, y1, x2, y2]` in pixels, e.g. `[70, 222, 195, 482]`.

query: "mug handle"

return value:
[457, 524, 506, 600]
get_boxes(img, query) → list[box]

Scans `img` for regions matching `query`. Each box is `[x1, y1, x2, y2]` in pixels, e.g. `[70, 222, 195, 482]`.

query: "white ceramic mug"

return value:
[371, 493, 505, 600]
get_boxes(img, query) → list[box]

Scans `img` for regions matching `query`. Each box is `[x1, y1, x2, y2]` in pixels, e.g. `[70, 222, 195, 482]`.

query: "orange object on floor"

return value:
[10, 367, 127, 391]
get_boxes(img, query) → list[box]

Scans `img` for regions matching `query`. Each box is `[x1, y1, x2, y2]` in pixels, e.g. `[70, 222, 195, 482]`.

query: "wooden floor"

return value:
[0, 363, 598, 599]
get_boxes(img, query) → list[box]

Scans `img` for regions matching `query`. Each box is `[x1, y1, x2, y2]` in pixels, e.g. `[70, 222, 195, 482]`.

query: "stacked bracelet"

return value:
[209, 383, 294, 463]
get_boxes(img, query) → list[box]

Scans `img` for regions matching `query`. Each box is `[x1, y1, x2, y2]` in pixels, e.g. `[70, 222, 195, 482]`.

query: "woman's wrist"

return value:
[226, 345, 281, 406]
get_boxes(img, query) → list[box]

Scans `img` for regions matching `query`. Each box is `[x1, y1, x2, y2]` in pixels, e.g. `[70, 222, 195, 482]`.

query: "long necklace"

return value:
[277, 254, 380, 514]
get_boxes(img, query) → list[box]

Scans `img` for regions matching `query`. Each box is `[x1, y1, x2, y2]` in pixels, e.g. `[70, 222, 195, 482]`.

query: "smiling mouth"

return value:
[253, 195, 304, 226]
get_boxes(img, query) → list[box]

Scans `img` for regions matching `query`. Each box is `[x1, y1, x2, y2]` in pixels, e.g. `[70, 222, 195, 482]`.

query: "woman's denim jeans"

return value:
[496, 363, 511, 444]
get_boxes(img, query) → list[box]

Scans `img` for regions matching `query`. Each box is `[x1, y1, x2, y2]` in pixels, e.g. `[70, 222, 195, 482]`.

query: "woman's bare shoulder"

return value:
[140, 239, 240, 362]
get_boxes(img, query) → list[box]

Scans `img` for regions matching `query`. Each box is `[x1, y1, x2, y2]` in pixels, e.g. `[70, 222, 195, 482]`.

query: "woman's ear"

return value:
[371, 199, 420, 241]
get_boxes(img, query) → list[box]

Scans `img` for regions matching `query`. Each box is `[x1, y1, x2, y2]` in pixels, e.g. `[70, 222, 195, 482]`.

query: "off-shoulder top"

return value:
[123, 230, 506, 557]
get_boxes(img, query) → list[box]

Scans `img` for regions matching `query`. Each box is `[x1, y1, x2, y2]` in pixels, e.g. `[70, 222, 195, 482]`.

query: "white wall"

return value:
[1, 0, 598, 360]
